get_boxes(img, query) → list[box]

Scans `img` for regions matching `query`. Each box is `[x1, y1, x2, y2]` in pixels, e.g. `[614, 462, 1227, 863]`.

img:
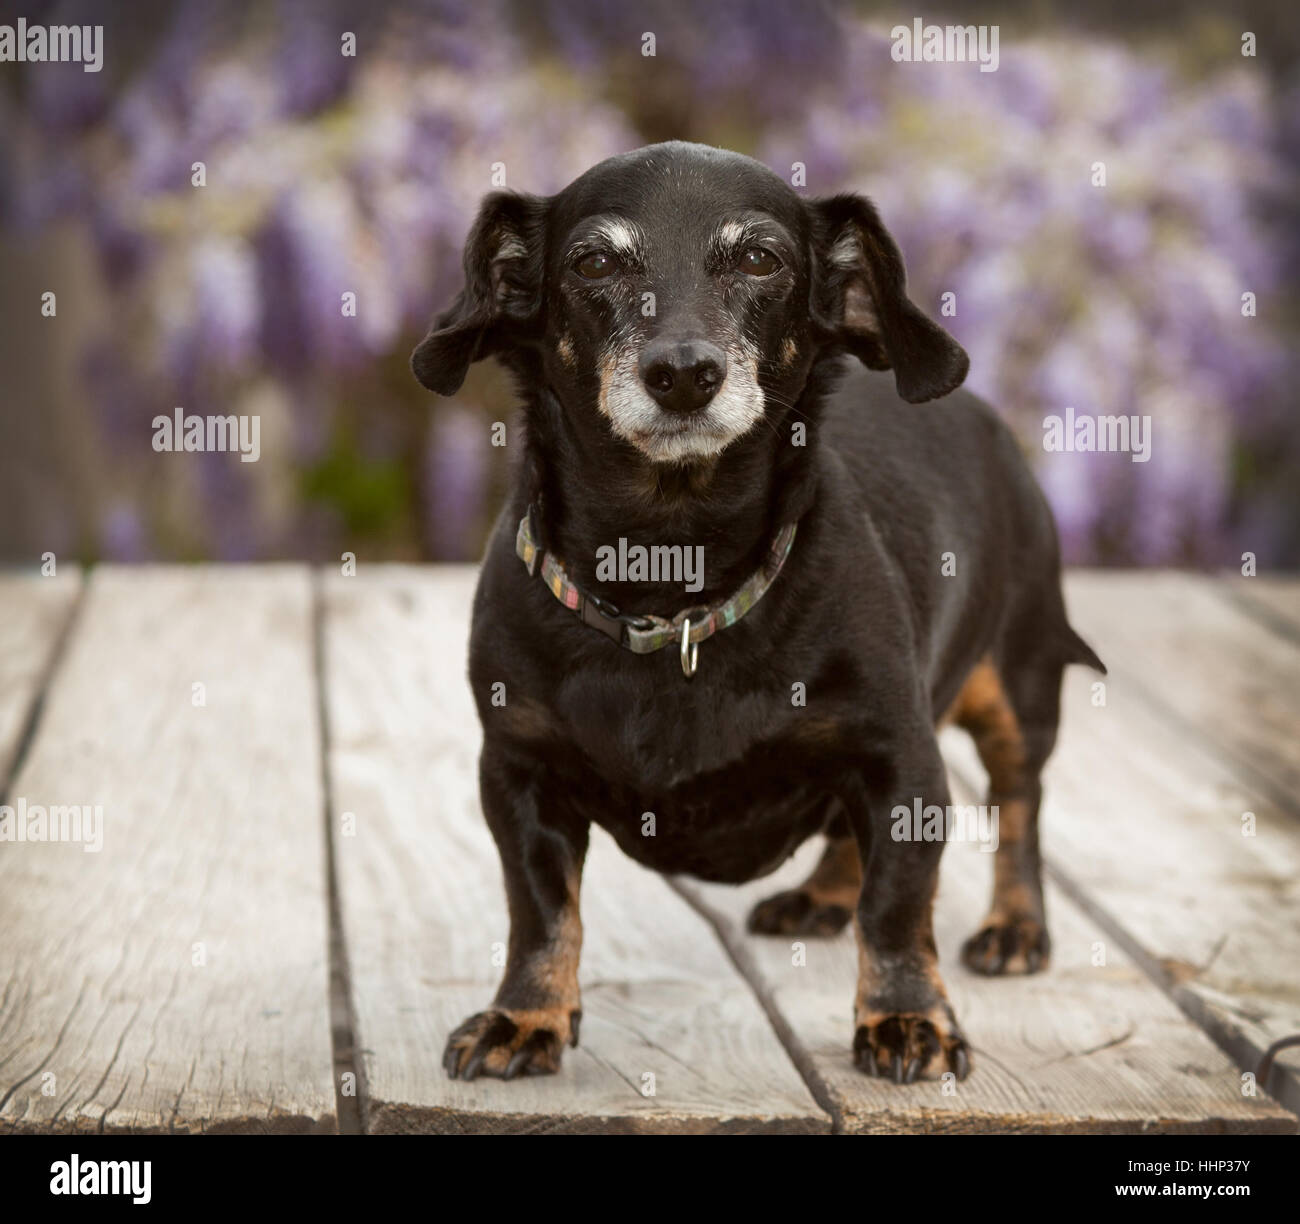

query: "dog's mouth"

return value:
[622, 390, 761, 463]
[630, 410, 732, 442]
[624, 417, 735, 465]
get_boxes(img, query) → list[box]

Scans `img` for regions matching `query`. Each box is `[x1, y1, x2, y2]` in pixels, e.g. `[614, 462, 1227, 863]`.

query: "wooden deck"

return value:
[1, 566, 1297, 1134]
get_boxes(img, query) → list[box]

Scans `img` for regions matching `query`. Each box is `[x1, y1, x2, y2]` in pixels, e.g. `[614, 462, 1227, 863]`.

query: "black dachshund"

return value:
[413, 142, 1103, 1085]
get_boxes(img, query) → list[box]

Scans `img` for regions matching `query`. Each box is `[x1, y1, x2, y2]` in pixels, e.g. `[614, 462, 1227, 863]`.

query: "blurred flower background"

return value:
[1, 0, 1297, 566]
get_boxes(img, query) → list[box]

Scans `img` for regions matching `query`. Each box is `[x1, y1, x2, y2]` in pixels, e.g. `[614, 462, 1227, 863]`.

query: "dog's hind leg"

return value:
[951, 652, 1062, 975]
[747, 820, 861, 937]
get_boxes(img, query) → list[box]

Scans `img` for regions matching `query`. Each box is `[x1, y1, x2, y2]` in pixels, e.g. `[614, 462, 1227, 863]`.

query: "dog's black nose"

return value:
[638, 340, 727, 414]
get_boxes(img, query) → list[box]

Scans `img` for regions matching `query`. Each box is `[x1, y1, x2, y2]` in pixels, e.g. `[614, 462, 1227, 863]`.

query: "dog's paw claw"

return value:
[852, 1010, 970, 1083]
[961, 914, 1050, 976]
[443, 1007, 578, 1081]
[747, 889, 853, 937]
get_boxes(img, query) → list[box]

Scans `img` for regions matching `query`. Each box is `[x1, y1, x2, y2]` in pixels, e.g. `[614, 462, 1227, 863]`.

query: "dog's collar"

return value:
[515, 505, 798, 678]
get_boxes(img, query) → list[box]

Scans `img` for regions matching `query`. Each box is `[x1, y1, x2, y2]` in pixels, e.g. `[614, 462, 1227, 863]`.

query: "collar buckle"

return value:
[680, 617, 699, 679]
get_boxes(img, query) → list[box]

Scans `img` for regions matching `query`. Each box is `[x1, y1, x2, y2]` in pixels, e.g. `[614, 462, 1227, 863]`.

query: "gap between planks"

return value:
[311, 570, 366, 1135]
[317, 566, 830, 1134]
[946, 726, 1300, 1122]
[1033, 573, 1300, 1117]
[0, 568, 85, 804]
[675, 774, 1294, 1134]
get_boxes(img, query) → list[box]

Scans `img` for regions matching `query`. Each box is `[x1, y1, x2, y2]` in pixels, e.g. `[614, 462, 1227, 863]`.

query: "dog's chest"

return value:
[548, 671, 844, 882]
[554, 661, 786, 786]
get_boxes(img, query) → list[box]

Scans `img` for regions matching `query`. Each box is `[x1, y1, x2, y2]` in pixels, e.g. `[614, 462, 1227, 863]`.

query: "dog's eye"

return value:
[575, 252, 618, 280]
[739, 247, 781, 276]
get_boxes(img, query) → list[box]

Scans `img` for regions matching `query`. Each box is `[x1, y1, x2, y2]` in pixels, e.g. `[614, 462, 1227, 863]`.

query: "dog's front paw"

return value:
[443, 1006, 581, 1081]
[747, 889, 853, 937]
[961, 913, 1050, 976]
[852, 1002, 971, 1084]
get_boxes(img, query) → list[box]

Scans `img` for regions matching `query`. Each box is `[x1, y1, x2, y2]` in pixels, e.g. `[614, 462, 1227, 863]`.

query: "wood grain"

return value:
[1064, 571, 1300, 821]
[0, 569, 81, 791]
[5, 565, 1292, 1134]
[320, 566, 829, 1133]
[943, 681, 1300, 1120]
[1002, 573, 1300, 1115]
[1226, 576, 1300, 641]
[0, 566, 336, 1133]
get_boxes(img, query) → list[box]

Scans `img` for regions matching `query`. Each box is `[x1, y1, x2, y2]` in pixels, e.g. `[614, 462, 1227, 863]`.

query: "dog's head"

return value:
[413, 142, 967, 465]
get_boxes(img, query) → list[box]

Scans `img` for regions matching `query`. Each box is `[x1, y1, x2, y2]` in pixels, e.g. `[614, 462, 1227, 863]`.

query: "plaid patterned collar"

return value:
[515, 505, 799, 677]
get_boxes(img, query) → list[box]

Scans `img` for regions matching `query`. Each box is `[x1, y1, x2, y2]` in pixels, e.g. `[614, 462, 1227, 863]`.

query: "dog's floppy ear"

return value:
[411, 191, 548, 395]
[808, 194, 968, 403]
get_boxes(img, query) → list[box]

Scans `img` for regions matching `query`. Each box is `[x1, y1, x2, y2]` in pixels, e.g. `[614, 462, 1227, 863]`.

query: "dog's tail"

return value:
[1061, 624, 1106, 674]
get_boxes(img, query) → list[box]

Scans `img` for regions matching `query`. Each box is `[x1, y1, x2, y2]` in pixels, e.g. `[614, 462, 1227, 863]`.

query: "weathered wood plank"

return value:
[1064, 571, 1300, 820]
[0, 569, 81, 790]
[0, 566, 336, 1133]
[676, 764, 1294, 1133]
[1225, 576, 1300, 642]
[321, 567, 829, 1134]
[943, 674, 1300, 1118]
[979, 573, 1300, 1116]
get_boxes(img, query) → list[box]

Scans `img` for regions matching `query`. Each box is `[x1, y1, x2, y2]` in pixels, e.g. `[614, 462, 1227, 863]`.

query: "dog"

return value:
[413, 142, 1104, 1085]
